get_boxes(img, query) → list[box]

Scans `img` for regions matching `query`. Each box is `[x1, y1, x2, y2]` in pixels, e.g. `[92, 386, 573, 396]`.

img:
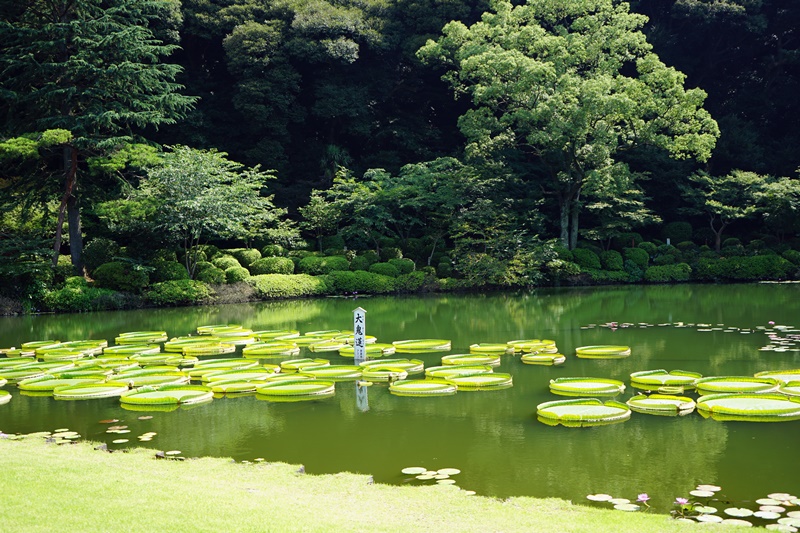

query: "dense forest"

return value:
[1, 0, 799, 313]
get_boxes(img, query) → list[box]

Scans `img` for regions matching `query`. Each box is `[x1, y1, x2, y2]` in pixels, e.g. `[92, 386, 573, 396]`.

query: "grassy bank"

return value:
[0, 434, 701, 533]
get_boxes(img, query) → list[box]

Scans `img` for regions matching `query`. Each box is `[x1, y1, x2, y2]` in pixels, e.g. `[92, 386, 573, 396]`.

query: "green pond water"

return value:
[1, 283, 799, 513]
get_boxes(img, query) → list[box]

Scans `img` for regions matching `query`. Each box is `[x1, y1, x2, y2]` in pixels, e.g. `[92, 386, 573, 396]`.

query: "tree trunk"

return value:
[569, 197, 580, 251]
[52, 146, 78, 269]
[67, 195, 83, 274]
[559, 199, 570, 249]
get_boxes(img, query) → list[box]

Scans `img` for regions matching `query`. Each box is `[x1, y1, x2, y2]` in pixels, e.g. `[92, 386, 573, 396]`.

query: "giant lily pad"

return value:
[53, 381, 130, 400]
[201, 368, 276, 383]
[507, 339, 558, 353]
[242, 342, 300, 357]
[361, 368, 408, 382]
[549, 377, 625, 397]
[521, 353, 566, 365]
[181, 342, 237, 357]
[18, 375, 105, 392]
[630, 369, 702, 390]
[446, 373, 512, 390]
[442, 353, 501, 366]
[755, 369, 800, 385]
[307, 341, 349, 353]
[779, 381, 800, 397]
[536, 398, 631, 426]
[392, 339, 452, 353]
[255, 379, 335, 396]
[163, 337, 223, 353]
[103, 344, 162, 356]
[120, 384, 213, 405]
[253, 329, 299, 340]
[338, 344, 396, 357]
[0, 390, 11, 405]
[388, 379, 457, 397]
[697, 393, 800, 421]
[279, 359, 329, 372]
[575, 345, 631, 359]
[425, 364, 493, 379]
[468, 343, 515, 354]
[116, 331, 169, 344]
[626, 394, 696, 415]
[299, 365, 362, 380]
[695, 376, 780, 394]
[360, 359, 425, 374]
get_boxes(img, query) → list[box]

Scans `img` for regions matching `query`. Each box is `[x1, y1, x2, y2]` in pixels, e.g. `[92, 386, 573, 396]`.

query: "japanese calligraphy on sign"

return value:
[353, 307, 367, 364]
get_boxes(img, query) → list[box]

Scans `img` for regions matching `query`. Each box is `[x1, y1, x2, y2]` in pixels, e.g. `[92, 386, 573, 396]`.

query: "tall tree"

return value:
[0, 0, 196, 270]
[418, 0, 719, 249]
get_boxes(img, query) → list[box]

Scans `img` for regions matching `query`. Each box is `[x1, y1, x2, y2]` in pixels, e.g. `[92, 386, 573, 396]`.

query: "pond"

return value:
[2, 283, 799, 514]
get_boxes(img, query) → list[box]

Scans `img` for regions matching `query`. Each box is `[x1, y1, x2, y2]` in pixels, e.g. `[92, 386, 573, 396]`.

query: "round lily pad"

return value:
[755, 511, 783, 519]
[575, 345, 631, 359]
[537, 398, 631, 426]
[695, 505, 718, 514]
[690, 490, 716, 498]
[388, 379, 457, 397]
[392, 339, 452, 353]
[725, 508, 754, 517]
[697, 393, 800, 420]
[520, 353, 566, 365]
[765, 524, 798, 532]
[587, 494, 614, 502]
[468, 344, 514, 355]
[441, 353, 501, 366]
[299, 365, 362, 380]
[436, 479, 457, 485]
[256, 380, 336, 397]
[614, 504, 640, 511]
[416, 474, 435, 480]
[401, 467, 427, 475]
[437, 468, 461, 476]
[609, 498, 630, 505]
[626, 394, 696, 415]
[446, 373, 513, 390]
[53, 381, 130, 400]
[770, 493, 797, 501]
[721, 519, 753, 527]
[696, 514, 723, 523]
[120, 384, 213, 405]
[696, 484, 722, 492]
[779, 518, 800, 527]
[112, 439, 129, 444]
[549, 377, 625, 397]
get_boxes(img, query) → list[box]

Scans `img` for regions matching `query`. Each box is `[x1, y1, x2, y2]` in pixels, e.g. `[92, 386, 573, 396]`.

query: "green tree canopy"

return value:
[418, 0, 719, 249]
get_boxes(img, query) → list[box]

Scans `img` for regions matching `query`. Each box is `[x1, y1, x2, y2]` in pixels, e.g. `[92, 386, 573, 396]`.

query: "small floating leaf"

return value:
[609, 498, 630, 505]
[696, 484, 722, 492]
[721, 519, 753, 527]
[761, 506, 787, 513]
[690, 490, 716, 498]
[401, 467, 427, 475]
[165, 450, 181, 456]
[437, 468, 461, 476]
[436, 479, 457, 485]
[758, 499, 783, 506]
[696, 514, 723, 523]
[416, 474, 435, 480]
[725, 508, 754, 517]
[586, 494, 614, 502]
[98, 419, 119, 424]
[770, 494, 798, 501]
[138, 416, 154, 420]
[695, 506, 718, 514]
[613, 504, 640, 512]
[112, 439, 129, 444]
[755, 511, 783, 519]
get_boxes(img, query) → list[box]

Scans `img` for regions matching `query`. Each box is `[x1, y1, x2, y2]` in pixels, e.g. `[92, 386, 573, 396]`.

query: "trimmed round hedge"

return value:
[388, 258, 416, 275]
[225, 266, 251, 283]
[212, 255, 241, 270]
[369, 262, 400, 278]
[196, 264, 226, 284]
[249, 256, 294, 275]
[92, 261, 149, 292]
[297, 255, 350, 275]
[144, 280, 212, 306]
[228, 248, 261, 267]
[151, 261, 190, 283]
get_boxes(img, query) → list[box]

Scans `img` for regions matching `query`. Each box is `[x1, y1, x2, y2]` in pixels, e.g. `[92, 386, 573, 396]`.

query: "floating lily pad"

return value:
[696, 484, 722, 492]
[53, 381, 130, 400]
[507, 339, 558, 353]
[242, 342, 300, 357]
[630, 369, 702, 390]
[436, 479, 457, 485]
[256, 379, 336, 397]
[549, 377, 625, 397]
[586, 494, 614, 502]
[779, 518, 800, 527]
[112, 439, 129, 444]
[725, 508, 754, 517]
[360, 368, 408, 382]
[765, 524, 798, 532]
[416, 474, 435, 480]
[299, 365, 362, 380]
[755, 370, 800, 385]
[760, 505, 786, 513]
[338, 344, 396, 357]
[468, 344, 514, 355]
[442, 353, 502, 366]
[690, 490, 716, 498]
[536, 398, 630, 426]
[120, 384, 213, 405]
[695, 505, 718, 514]
[0, 390, 12, 405]
[613, 503, 640, 512]
[697, 514, 724, 523]
[609, 498, 630, 505]
[360, 359, 425, 374]
[575, 345, 631, 359]
[520, 353, 566, 365]
[721, 519, 753, 527]
[770, 493, 798, 501]
[425, 364, 492, 379]
[755, 511, 783, 519]
[446, 373, 512, 390]
[626, 394, 696, 415]
[696, 376, 780, 394]
[392, 339, 452, 353]
[388, 379, 456, 397]
[697, 393, 800, 421]
[437, 468, 461, 476]
[307, 341, 349, 353]
[401, 467, 427, 475]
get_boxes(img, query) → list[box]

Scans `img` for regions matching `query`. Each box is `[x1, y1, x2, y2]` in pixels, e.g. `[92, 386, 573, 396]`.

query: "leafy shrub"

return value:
[747, 239, 765, 252]
[319, 235, 346, 251]
[552, 245, 574, 262]
[644, 263, 692, 283]
[229, 248, 261, 267]
[722, 237, 742, 247]
[389, 258, 416, 275]
[361, 250, 380, 264]
[599, 250, 624, 271]
[297, 255, 350, 275]
[396, 271, 432, 292]
[611, 232, 643, 250]
[225, 266, 251, 283]
[151, 261, 189, 283]
[249, 256, 295, 275]
[151, 249, 178, 263]
[261, 244, 286, 257]
[196, 265, 226, 284]
[544, 259, 581, 281]
[720, 244, 746, 257]
[324, 270, 398, 294]
[54, 255, 75, 283]
[144, 280, 212, 306]
[212, 255, 241, 270]
[198, 244, 220, 259]
[782, 249, 800, 265]
[576, 242, 603, 256]
[695, 256, 793, 281]
[623, 259, 644, 281]
[623, 247, 649, 270]
[181, 249, 207, 265]
[349, 256, 372, 271]
[436, 261, 453, 278]
[44, 277, 128, 312]
[572, 248, 601, 270]
[380, 247, 403, 261]
[653, 254, 676, 265]
[676, 241, 697, 252]
[92, 261, 149, 292]
[637, 241, 657, 256]
[247, 274, 330, 298]
[662, 222, 693, 243]
[83, 238, 119, 274]
[369, 262, 400, 277]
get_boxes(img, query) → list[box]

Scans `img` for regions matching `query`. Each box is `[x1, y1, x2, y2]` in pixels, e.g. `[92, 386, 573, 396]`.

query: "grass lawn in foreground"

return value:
[0, 434, 703, 532]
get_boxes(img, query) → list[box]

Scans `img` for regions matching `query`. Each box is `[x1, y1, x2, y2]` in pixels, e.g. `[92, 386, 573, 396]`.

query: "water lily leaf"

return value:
[416, 474, 435, 480]
[463, 491, 476, 496]
[725, 508, 754, 517]
[755, 511, 783, 519]
[437, 468, 461, 476]
[770, 494, 798, 501]
[112, 439, 129, 444]
[695, 506, 718, 514]
[433, 474, 450, 480]
[436, 479, 457, 485]
[759, 499, 784, 506]
[696, 484, 722, 492]
[778, 518, 800, 527]
[787, 512, 800, 518]
[690, 490, 715, 498]
[613, 503, 640, 511]
[165, 450, 181, 456]
[609, 498, 630, 505]
[401, 467, 427, 475]
[586, 494, 614, 502]
[765, 524, 798, 532]
[696, 514, 723, 523]
[721, 519, 753, 527]
[761, 506, 787, 513]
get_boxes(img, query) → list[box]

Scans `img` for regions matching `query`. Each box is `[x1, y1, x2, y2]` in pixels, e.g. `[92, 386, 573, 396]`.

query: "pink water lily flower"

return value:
[637, 493, 650, 503]
[675, 497, 689, 505]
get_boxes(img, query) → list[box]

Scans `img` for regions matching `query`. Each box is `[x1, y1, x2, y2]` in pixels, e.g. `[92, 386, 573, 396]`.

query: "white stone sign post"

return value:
[353, 306, 369, 412]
